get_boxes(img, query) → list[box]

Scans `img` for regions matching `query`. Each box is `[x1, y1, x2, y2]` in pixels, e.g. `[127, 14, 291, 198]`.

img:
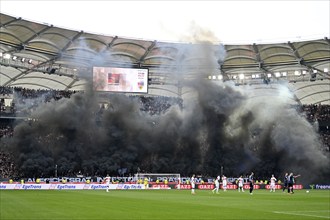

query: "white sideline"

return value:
[273, 210, 330, 219]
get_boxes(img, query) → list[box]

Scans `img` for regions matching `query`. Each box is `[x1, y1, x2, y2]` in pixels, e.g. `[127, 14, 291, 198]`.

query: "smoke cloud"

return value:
[1, 25, 329, 184]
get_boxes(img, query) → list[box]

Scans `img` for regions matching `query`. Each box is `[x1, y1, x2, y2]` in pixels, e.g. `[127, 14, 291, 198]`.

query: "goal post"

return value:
[134, 173, 181, 189]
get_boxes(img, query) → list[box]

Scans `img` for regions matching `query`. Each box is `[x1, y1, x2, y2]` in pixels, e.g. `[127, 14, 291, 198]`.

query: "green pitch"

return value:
[1, 189, 329, 220]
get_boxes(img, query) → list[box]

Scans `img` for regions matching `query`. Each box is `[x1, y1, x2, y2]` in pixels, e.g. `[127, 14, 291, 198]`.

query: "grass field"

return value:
[0, 189, 329, 220]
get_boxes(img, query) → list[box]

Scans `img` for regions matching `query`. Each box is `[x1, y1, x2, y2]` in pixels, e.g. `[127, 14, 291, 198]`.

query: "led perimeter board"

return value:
[93, 67, 148, 93]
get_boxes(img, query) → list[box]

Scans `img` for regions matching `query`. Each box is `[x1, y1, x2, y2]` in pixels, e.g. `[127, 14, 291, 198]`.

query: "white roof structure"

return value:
[1, 13, 329, 104]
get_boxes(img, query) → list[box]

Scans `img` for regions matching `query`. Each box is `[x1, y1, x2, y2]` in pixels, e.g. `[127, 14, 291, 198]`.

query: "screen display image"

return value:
[93, 67, 148, 93]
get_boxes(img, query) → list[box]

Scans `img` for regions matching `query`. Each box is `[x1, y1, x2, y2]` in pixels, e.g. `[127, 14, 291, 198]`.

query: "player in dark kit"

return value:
[282, 173, 288, 193]
[288, 173, 300, 194]
[249, 172, 254, 195]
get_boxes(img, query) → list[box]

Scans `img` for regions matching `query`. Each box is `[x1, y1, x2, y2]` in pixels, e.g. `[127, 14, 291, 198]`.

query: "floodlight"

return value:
[324, 68, 328, 73]
[239, 74, 245, 80]
[275, 72, 281, 77]
[4, 54, 11, 59]
[12, 56, 17, 61]
[310, 70, 317, 79]
[217, 75, 223, 80]
[212, 75, 216, 80]
[282, 72, 287, 76]
[294, 70, 300, 76]
[267, 73, 272, 78]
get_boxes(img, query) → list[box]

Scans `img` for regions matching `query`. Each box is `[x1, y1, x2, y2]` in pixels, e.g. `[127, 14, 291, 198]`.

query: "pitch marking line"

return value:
[274, 210, 330, 219]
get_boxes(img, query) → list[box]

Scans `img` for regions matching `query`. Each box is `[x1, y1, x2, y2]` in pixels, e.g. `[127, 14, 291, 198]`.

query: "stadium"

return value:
[0, 5, 330, 220]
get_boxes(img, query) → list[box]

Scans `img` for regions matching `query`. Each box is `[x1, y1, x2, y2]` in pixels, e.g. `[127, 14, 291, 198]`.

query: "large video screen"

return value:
[93, 67, 148, 93]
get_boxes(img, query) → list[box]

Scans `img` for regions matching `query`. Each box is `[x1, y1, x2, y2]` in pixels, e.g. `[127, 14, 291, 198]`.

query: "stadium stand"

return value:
[0, 12, 329, 181]
[0, 86, 329, 180]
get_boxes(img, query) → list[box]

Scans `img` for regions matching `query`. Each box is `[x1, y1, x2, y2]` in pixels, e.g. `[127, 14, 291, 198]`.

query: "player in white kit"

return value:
[212, 176, 220, 194]
[104, 174, 111, 192]
[222, 175, 227, 192]
[237, 175, 244, 192]
[270, 174, 277, 192]
[191, 174, 196, 194]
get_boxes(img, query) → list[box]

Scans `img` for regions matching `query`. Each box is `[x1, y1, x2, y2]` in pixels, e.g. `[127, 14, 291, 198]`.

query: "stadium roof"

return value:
[0, 13, 329, 105]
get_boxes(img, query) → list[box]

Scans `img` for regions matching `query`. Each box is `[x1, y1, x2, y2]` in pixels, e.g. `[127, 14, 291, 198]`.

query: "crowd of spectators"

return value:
[1, 86, 79, 116]
[0, 151, 18, 179]
[301, 104, 330, 152]
[322, 131, 330, 151]
[1, 86, 185, 117]
[302, 104, 330, 123]
[0, 86, 14, 114]
[0, 124, 13, 138]
[0, 86, 13, 95]
[137, 95, 183, 115]
[1, 86, 77, 99]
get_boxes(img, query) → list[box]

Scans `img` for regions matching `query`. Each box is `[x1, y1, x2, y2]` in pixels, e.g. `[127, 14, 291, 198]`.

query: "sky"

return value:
[1, 1, 329, 44]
